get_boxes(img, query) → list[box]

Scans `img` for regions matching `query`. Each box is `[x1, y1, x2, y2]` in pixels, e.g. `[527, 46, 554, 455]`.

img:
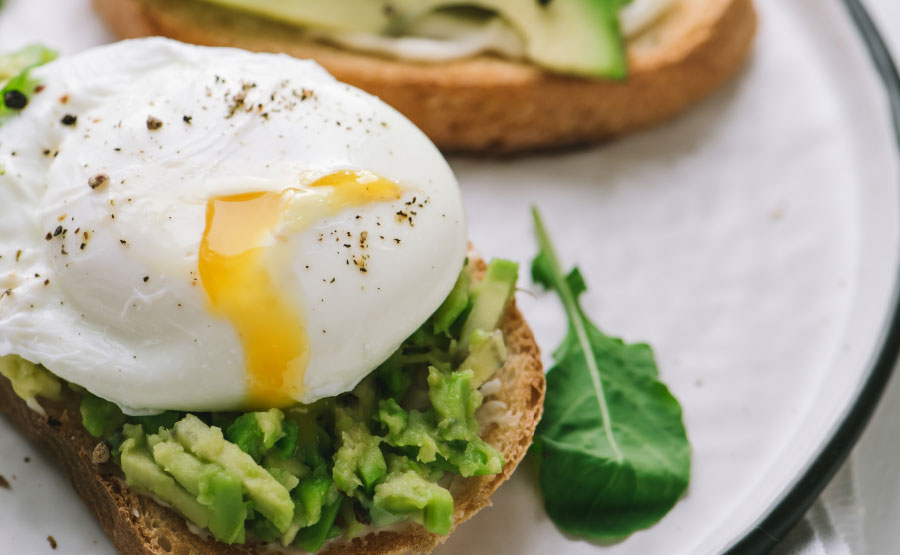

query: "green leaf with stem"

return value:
[531, 206, 691, 540]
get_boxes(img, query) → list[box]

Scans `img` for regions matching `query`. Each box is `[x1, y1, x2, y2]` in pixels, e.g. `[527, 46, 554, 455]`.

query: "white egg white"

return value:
[0, 38, 467, 413]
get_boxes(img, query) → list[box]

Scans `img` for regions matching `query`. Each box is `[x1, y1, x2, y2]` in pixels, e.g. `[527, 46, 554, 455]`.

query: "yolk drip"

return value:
[198, 170, 403, 408]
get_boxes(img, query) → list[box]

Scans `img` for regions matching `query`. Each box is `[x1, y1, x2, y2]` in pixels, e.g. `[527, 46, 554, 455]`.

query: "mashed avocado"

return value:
[0, 355, 61, 414]
[21, 258, 517, 551]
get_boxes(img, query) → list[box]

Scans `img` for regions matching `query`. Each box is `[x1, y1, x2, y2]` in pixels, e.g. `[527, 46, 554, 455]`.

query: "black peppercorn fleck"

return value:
[3, 90, 27, 110]
[61, 114, 77, 126]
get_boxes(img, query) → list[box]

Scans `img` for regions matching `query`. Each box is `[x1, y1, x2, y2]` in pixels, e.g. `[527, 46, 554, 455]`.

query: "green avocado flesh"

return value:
[0, 258, 519, 552]
[197, 0, 626, 78]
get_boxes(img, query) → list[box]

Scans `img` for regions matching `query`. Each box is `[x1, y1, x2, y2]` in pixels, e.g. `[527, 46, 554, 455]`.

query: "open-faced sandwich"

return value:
[0, 38, 544, 554]
[93, 0, 758, 154]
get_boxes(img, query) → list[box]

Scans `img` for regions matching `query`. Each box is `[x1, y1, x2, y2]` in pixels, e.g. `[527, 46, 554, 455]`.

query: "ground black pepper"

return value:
[3, 90, 27, 110]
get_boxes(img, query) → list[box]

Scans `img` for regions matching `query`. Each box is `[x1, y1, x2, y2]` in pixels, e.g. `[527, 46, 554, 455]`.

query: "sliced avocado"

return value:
[173, 414, 294, 533]
[119, 426, 212, 531]
[198, 0, 625, 77]
[198, 0, 391, 33]
[431, 261, 471, 335]
[457, 258, 518, 355]
[150, 437, 247, 544]
[459, 329, 507, 388]
[373, 470, 454, 535]
[199, 471, 247, 544]
[0, 355, 61, 413]
[414, 0, 626, 77]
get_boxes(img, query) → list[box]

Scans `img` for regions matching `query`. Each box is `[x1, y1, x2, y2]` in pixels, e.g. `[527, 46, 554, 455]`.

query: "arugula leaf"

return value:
[531, 207, 691, 541]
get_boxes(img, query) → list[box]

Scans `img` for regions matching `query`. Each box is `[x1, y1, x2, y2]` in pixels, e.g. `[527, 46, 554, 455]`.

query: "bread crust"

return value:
[0, 258, 545, 555]
[93, 0, 756, 153]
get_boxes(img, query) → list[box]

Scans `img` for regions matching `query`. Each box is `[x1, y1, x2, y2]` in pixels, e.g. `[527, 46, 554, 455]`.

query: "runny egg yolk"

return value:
[198, 171, 403, 408]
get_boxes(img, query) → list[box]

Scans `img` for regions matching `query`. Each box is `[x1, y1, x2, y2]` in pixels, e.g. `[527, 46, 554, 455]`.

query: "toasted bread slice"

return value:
[93, 0, 756, 154]
[0, 257, 545, 555]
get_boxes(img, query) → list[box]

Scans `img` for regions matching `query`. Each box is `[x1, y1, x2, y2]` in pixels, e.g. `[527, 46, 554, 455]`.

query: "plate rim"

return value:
[725, 0, 900, 551]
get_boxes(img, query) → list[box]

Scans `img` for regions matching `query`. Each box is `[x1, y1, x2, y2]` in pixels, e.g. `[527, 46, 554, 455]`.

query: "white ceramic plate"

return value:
[1, 0, 899, 553]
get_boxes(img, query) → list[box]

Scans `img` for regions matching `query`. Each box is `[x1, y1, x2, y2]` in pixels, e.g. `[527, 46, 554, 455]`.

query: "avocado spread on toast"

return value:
[196, 0, 628, 77]
[1, 258, 518, 552]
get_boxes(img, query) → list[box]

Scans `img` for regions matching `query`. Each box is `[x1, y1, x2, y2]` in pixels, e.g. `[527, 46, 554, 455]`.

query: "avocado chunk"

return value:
[119, 426, 212, 530]
[0, 355, 61, 414]
[273, 418, 299, 459]
[225, 408, 286, 462]
[331, 407, 387, 496]
[80, 392, 126, 438]
[198, 0, 625, 77]
[374, 350, 415, 400]
[266, 467, 300, 492]
[292, 412, 333, 475]
[459, 329, 507, 388]
[173, 414, 294, 532]
[294, 496, 342, 552]
[457, 258, 518, 355]
[264, 452, 310, 479]
[281, 476, 340, 545]
[377, 399, 442, 464]
[150, 438, 247, 544]
[373, 470, 454, 535]
[377, 370, 505, 478]
[133, 411, 182, 435]
[431, 261, 472, 335]
[428, 367, 481, 442]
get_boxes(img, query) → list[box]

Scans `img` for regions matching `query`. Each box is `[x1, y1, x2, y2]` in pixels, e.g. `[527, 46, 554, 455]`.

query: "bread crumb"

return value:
[146, 115, 163, 130]
[0, 475, 9, 489]
[47, 536, 57, 549]
[92, 443, 110, 465]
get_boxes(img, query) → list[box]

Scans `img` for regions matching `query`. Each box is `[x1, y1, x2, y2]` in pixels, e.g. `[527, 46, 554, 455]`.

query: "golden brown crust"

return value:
[0, 257, 545, 555]
[92, 0, 756, 153]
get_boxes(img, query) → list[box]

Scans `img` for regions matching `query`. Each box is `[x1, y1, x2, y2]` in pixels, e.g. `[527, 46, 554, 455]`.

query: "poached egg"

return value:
[0, 38, 467, 413]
